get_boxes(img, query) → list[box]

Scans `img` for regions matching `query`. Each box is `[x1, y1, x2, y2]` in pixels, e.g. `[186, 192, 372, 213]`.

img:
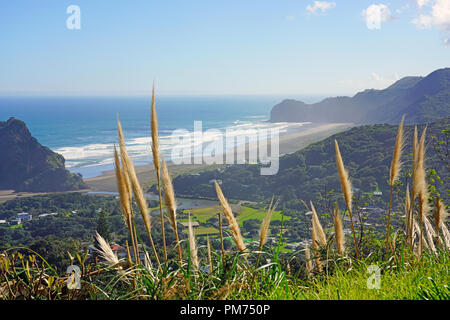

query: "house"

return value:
[111, 244, 128, 259]
[10, 219, 21, 226]
[17, 212, 32, 221]
[180, 221, 200, 228]
[361, 206, 386, 215]
[38, 213, 58, 219]
[114, 244, 146, 261]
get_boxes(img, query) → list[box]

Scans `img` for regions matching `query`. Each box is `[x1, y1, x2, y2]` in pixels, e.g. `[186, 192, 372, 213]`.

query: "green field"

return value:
[236, 206, 289, 226]
[181, 205, 290, 226]
[183, 205, 222, 223]
[182, 226, 219, 236]
[179, 205, 291, 238]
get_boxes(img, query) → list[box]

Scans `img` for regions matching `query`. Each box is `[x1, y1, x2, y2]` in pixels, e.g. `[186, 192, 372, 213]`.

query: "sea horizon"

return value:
[0, 94, 327, 178]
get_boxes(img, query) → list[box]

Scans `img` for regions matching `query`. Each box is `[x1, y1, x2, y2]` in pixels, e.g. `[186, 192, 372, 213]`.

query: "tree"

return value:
[96, 209, 110, 242]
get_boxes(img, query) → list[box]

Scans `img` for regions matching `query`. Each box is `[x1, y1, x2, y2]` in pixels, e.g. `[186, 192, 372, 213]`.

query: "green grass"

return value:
[181, 226, 219, 236]
[247, 251, 450, 300]
[183, 205, 222, 223]
[179, 205, 291, 241]
[182, 205, 290, 226]
[237, 206, 289, 226]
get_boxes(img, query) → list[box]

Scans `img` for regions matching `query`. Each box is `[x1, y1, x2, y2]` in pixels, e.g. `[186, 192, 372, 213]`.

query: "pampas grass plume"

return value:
[333, 205, 345, 255]
[215, 180, 246, 253]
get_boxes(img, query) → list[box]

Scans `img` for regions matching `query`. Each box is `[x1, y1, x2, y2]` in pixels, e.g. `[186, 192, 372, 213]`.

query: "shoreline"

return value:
[84, 122, 353, 193]
[0, 122, 353, 201]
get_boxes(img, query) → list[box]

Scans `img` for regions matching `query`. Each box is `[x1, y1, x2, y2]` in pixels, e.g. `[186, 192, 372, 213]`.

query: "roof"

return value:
[180, 221, 200, 227]
[17, 212, 30, 216]
[38, 213, 58, 218]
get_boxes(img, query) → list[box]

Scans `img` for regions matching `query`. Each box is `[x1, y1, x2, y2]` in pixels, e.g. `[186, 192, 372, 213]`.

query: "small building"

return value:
[180, 221, 200, 228]
[38, 212, 58, 219]
[111, 244, 128, 259]
[113, 244, 145, 261]
[10, 218, 22, 226]
[17, 212, 32, 221]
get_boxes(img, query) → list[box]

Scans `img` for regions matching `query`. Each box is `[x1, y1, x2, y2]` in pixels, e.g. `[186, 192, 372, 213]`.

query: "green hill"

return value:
[270, 68, 450, 125]
[172, 117, 450, 209]
[0, 117, 86, 192]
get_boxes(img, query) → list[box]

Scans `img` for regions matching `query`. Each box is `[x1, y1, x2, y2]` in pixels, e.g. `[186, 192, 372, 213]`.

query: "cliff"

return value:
[0, 117, 87, 192]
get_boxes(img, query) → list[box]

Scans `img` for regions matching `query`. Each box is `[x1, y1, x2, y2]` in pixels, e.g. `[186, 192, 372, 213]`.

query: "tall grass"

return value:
[0, 90, 448, 300]
[150, 85, 168, 262]
[386, 116, 404, 252]
[334, 140, 360, 259]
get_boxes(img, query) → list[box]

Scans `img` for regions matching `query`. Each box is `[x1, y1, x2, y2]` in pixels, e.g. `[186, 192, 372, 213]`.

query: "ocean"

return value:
[0, 95, 324, 178]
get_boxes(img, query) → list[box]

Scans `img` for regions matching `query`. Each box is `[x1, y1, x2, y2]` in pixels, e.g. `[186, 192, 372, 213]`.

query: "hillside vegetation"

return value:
[0, 118, 86, 192]
[172, 117, 449, 211]
[0, 92, 448, 301]
[270, 68, 450, 125]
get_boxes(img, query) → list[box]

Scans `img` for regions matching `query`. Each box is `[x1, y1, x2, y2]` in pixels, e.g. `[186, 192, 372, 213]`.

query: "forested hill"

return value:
[270, 68, 450, 125]
[172, 117, 449, 209]
[0, 117, 86, 192]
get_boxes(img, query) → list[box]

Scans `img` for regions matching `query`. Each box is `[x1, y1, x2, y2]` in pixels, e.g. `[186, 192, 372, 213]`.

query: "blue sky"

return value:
[0, 0, 449, 96]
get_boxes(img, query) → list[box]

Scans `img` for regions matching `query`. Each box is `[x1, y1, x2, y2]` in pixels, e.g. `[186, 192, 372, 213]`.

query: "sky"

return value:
[0, 0, 449, 96]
